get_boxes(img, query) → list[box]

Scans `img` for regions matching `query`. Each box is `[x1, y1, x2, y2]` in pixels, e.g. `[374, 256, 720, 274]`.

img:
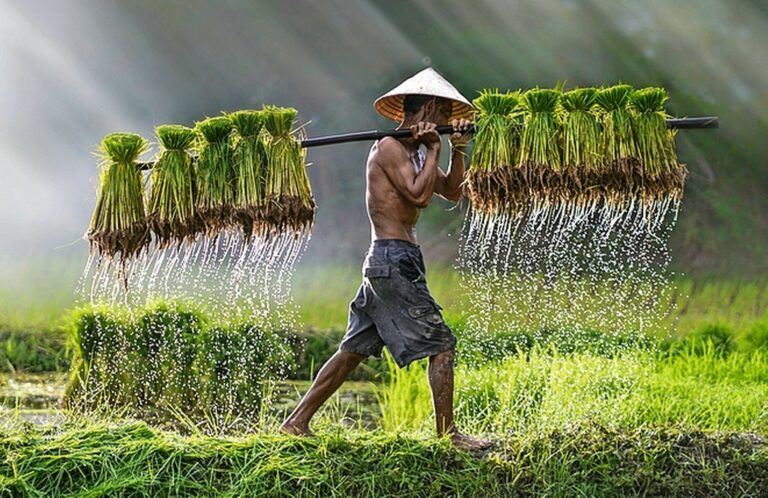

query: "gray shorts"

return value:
[338, 239, 457, 368]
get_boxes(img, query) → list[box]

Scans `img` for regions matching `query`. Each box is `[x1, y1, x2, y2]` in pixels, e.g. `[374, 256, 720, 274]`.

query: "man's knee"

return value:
[429, 347, 455, 363]
[336, 350, 368, 365]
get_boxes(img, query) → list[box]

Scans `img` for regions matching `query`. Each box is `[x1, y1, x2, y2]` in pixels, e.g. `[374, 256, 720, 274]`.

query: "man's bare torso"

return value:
[366, 137, 422, 244]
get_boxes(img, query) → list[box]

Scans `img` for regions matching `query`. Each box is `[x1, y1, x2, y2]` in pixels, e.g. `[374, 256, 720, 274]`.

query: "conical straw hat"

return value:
[374, 67, 475, 123]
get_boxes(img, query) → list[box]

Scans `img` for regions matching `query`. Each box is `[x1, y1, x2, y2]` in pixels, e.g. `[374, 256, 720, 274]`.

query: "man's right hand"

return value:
[410, 121, 441, 151]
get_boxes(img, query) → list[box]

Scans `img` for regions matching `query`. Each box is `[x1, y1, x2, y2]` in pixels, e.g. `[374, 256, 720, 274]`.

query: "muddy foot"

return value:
[450, 432, 495, 451]
[278, 421, 316, 437]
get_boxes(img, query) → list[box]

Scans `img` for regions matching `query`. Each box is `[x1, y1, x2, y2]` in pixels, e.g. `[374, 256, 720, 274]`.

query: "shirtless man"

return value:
[280, 70, 494, 451]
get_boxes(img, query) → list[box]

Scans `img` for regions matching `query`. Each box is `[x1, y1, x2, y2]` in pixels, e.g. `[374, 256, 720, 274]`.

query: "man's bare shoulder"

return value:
[371, 137, 406, 169]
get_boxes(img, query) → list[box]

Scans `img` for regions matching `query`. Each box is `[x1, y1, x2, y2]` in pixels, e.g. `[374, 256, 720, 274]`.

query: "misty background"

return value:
[1, 0, 766, 313]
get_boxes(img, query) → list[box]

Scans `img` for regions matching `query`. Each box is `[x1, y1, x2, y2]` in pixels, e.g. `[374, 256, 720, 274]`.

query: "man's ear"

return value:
[422, 97, 436, 121]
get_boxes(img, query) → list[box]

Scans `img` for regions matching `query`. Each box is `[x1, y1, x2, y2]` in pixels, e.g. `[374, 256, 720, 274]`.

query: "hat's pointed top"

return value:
[374, 67, 475, 123]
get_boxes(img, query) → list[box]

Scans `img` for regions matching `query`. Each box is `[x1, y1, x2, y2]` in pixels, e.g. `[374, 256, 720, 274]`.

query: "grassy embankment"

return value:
[0, 418, 765, 497]
[1, 343, 766, 497]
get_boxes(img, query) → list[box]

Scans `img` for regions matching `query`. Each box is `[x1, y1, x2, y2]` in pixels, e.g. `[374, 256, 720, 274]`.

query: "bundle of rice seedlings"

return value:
[229, 110, 267, 238]
[147, 125, 197, 248]
[262, 105, 316, 235]
[466, 89, 520, 215]
[595, 84, 639, 203]
[558, 87, 602, 204]
[87, 132, 150, 260]
[518, 88, 562, 205]
[64, 306, 136, 409]
[195, 325, 237, 417]
[194, 116, 235, 235]
[137, 303, 202, 409]
[629, 87, 685, 201]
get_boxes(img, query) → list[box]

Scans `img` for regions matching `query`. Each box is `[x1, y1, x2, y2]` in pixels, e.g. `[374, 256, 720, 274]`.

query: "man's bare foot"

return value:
[278, 420, 316, 437]
[449, 431, 495, 451]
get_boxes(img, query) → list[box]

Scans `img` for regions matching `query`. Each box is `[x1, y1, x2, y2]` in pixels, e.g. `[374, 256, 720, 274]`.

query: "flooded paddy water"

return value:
[1, 373, 380, 430]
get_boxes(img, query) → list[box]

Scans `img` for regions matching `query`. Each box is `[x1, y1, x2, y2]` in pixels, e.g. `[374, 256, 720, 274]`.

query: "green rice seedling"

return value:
[86, 132, 150, 260]
[466, 89, 520, 215]
[195, 325, 239, 420]
[518, 88, 562, 204]
[559, 88, 602, 204]
[229, 110, 267, 238]
[194, 116, 235, 235]
[262, 105, 316, 235]
[147, 125, 197, 248]
[62, 303, 291, 432]
[137, 302, 202, 410]
[595, 84, 639, 203]
[630, 87, 686, 201]
[63, 306, 128, 408]
[230, 322, 295, 407]
[376, 345, 768, 436]
[191, 322, 293, 427]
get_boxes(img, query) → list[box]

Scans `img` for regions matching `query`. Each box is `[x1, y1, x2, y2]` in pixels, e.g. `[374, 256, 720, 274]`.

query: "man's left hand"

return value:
[449, 118, 472, 148]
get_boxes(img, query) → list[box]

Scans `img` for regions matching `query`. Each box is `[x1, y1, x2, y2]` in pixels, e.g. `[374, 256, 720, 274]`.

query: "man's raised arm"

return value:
[374, 123, 441, 208]
[435, 118, 472, 202]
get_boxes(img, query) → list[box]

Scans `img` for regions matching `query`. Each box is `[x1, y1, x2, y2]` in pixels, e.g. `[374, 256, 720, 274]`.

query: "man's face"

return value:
[427, 99, 453, 125]
[418, 97, 452, 125]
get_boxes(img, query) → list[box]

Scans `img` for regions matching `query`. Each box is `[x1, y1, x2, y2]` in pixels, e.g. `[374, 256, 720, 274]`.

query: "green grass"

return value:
[0, 255, 81, 331]
[1, 258, 764, 336]
[375, 345, 768, 436]
[0, 415, 765, 497]
[0, 329, 67, 373]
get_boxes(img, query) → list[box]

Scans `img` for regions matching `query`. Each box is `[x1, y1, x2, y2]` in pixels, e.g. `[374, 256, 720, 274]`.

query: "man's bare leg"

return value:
[279, 350, 367, 436]
[428, 348, 494, 451]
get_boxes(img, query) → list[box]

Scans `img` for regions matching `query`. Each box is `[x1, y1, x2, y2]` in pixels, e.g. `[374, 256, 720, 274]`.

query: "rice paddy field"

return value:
[1, 261, 767, 496]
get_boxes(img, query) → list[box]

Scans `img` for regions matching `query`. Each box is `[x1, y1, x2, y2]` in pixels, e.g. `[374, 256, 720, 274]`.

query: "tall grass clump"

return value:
[147, 125, 197, 248]
[86, 132, 150, 260]
[518, 88, 562, 205]
[465, 89, 520, 215]
[194, 116, 235, 235]
[63, 303, 295, 434]
[63, 305, 128, 405]
[376, 346, 768, 436]
[230, 110, 267, 238]
[630, 87, 686, 201]
[262, 105, 316, 235]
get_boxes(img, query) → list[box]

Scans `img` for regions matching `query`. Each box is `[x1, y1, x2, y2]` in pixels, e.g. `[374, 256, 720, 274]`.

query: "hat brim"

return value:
[374, 94, 475, 123]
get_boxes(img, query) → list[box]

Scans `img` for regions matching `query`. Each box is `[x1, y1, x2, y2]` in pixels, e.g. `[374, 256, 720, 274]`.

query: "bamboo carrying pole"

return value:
[137, 116, 718, 170]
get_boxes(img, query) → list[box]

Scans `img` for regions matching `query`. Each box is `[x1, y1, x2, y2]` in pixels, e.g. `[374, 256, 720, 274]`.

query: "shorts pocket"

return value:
[407, 304, 433, 319]
[408, 305, 444, 326]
